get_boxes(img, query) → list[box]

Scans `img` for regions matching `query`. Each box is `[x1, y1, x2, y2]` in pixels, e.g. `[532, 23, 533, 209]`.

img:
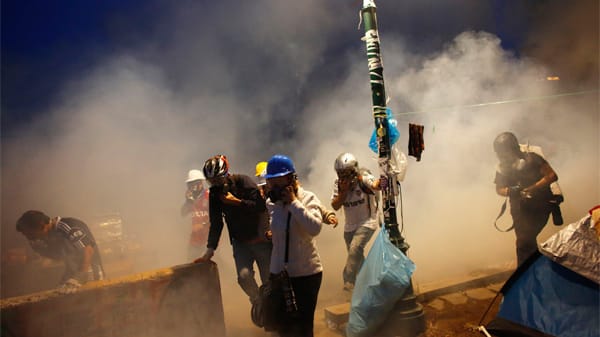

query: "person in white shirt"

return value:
[331, 152, 382, 291]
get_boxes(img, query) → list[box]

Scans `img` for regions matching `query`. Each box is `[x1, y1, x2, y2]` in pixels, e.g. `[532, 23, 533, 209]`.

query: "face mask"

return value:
[212, 183, 230, 195]
[267, 183, 297, 202]
[191, 189, 202, 199]
[267, 186, 286, 202]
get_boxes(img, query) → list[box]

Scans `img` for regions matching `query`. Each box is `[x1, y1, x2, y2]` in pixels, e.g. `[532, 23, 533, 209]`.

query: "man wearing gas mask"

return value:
[181, 169, 210, 261]
[331, 152, 383, 291]
[197, 155, 272, 305]
[493, 132, 559, 266]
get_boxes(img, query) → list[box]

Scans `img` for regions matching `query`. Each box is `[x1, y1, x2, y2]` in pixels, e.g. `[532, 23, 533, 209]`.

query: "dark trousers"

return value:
[278, 272, 322, 337]
[512, 203, 551, 266]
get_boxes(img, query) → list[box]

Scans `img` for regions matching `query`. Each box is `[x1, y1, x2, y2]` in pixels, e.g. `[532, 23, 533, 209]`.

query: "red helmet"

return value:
[203, 155, 229, 179]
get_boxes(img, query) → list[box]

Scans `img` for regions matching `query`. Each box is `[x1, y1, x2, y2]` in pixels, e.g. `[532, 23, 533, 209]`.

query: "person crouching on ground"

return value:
[16, 210, 105, 292]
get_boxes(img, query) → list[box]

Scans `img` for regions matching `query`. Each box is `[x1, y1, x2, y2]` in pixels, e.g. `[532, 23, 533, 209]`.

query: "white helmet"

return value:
[185, 169, 205, 183]
[334, 152, 359, 173]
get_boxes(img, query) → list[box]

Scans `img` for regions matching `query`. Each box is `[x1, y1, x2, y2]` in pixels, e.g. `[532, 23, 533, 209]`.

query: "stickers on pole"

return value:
[368, 107, 399, 153]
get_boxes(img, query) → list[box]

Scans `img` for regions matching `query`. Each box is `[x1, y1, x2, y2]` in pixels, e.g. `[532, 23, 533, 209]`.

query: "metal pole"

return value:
[360, 1, 425, 335]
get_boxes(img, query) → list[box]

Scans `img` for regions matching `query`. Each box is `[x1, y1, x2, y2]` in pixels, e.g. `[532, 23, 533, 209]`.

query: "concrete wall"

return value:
[0, 262, 226, 337]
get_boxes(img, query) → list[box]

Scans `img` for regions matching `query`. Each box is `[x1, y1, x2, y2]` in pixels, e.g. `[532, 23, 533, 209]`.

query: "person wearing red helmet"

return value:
[197, 155, 272, 305]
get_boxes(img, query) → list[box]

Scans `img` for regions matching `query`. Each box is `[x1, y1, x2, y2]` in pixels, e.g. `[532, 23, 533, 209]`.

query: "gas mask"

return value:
[267, 183, 297, 203]
[337, 170, 358, 187]
[188, 182, 204, 199]
[212, 182, 230, 196]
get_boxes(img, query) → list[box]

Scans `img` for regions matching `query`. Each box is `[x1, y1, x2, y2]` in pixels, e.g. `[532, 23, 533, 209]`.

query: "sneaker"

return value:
[343, 282, 354, 291]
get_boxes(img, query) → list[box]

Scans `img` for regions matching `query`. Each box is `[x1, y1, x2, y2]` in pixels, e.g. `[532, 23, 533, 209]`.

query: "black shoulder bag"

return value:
[251, 212, 298, 330]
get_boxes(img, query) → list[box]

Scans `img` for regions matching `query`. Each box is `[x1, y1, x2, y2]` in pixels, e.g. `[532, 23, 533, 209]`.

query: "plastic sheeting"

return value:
[540, 214, 600, 284]
[346, 227, 415, 337]
[368, 107, 400, 153]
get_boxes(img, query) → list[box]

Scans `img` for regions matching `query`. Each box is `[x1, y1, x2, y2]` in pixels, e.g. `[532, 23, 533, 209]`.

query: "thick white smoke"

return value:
[1, 0, 597, 334]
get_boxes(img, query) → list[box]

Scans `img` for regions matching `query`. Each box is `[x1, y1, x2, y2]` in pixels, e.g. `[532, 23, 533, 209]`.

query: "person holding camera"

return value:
[330, 152, 383, 292]
[181, 169, 210, 261]
[197, 155, 272, 304]
[493, 132, 559, 266]
[265, 154, 325, 337]
[16, 210, 105, 292]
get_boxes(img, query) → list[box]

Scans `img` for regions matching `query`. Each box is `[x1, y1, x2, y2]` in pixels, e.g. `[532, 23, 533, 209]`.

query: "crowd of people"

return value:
[178, 152, 383, 336]
[15, 130, 570, 337]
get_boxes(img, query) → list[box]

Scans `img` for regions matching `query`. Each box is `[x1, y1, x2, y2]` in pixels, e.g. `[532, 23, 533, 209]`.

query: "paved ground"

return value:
[223, 270, 509, 337]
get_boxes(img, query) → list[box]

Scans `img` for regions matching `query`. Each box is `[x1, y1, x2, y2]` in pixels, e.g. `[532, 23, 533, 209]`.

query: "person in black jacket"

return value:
[493, 132, 559, 266]
[197, 155, 272, 304]
[16, 210, 105, 291]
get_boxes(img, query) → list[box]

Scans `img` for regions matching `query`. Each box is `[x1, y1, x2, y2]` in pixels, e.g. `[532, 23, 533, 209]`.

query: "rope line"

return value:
[393, 89, 599, 116]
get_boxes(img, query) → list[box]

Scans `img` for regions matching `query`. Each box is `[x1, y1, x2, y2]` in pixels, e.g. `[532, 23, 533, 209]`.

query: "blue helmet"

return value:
[265, 155, 295, 179]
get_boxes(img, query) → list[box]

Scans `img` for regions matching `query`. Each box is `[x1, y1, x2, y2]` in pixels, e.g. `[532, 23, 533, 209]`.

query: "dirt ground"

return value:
[312, 295, 501, 337]
[420, 296, 500, 337]
[223, 279, 503, 337]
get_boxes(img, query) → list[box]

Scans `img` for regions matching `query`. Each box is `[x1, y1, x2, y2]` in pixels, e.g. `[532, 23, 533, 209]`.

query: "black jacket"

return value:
[206, 174, 267, 249]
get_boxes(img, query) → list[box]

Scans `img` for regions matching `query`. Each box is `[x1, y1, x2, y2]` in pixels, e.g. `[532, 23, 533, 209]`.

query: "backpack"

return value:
[519, 144, 564, 203]
[357, 168, 380, 220]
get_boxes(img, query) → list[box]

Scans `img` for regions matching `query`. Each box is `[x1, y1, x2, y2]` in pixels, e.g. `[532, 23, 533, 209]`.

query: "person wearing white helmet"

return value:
[331, 152, 383, 291]
[181, 169, 210, 261]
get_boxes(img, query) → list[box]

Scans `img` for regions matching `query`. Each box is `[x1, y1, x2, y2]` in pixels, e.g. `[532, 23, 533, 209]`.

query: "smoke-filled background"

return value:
[2, 0, 598, 332]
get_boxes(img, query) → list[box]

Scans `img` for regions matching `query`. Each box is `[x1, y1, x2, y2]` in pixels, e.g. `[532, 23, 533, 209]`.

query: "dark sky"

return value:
[2, 0, 568, 137]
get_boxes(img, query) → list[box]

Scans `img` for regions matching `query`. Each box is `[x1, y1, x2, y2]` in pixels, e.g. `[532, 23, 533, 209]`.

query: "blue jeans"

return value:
[343, 226, 375, 285]
[232, 240, 272, 302]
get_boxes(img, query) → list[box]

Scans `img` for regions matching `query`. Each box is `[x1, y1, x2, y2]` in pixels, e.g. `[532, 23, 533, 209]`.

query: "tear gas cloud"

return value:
[2, 0, 597, 324]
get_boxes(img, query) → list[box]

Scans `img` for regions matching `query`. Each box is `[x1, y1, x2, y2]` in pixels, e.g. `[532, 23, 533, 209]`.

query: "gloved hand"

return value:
[58, 278, 82, 294]
[194, 248, 215, 263]
[325, 213, 338, 228]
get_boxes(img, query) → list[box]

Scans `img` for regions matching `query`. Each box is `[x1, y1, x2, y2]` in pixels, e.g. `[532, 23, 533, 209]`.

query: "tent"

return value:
[482, 213, 599, 337]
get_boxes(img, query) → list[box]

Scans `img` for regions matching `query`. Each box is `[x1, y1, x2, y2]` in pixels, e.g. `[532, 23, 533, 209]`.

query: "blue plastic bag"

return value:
[346, 227, 415, 337]
[369, 107, 400, 153]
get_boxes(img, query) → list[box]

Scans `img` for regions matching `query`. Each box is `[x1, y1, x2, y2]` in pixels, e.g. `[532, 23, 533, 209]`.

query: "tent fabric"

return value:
[487, 253, 599, 337]
[486, 317, 554, 337]
[540, 214, 600, 284]
[485, 213, 600, 337]
[499, 254, 598, 336]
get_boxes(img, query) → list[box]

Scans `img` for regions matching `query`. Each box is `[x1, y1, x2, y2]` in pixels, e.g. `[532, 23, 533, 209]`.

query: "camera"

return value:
[508, 185, 522, 198]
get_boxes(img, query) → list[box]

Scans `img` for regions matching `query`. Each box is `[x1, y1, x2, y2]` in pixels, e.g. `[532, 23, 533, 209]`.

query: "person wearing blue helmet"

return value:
[264, 154, 326, 337]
